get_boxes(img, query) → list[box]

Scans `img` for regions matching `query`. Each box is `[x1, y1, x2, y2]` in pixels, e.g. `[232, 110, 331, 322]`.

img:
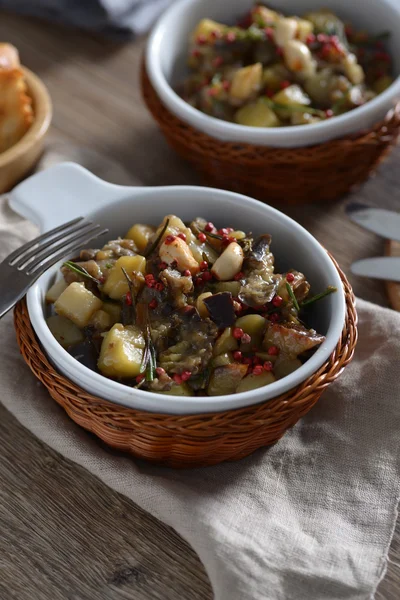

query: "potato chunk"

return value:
[98, 323, 145, 378]
[45, 279, 68, 303]
[235, 100, 280, 128]
[158, 383, 193, 396]
[236, 371, 276, 392]
[46, 315, 84, 348]
[229, 63, 263, 105]
[213, 327, 238, 356]
[89, 309, 112, 331]
[208, 364, 248, 396]
[272, 84, 311, 119]
[191, 18, 226, 44]
[125, 224, 156, 253]
[102, 255, 146, 300]
[54, 282, 102, 328]
[235, 314, 267, 352]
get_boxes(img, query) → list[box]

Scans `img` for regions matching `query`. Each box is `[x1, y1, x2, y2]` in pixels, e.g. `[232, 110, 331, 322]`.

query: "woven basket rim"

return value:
[14, 253, 357, 422]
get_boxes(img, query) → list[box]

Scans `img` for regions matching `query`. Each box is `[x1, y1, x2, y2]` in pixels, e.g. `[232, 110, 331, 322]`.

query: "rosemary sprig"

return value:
[121, 266, 136, 324]
[286, 282, 300, 312]
[202, 229, 224, 241]
[263, 97, 325, 118]
[139, 319, 156, 382]
[301, 286, 337, 308]
[144, 218, 170, 258]
[62, 261, 100, 284]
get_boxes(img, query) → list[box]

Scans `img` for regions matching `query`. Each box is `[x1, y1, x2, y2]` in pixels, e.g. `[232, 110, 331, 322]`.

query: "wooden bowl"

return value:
[0, 67, 52, 193]
[141, 64, 400, 205]
[14, 254, 357, 469]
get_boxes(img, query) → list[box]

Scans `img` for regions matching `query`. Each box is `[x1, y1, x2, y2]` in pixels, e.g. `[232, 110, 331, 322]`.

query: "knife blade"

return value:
[351, 256, 400, 282]
[346, 202, 400, 242]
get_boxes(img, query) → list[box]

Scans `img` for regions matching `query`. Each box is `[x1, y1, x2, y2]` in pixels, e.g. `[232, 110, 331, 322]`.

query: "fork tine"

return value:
[7, 217, 84, 264]
[26, 227, 109, 276]
[15, 220, 96, 269]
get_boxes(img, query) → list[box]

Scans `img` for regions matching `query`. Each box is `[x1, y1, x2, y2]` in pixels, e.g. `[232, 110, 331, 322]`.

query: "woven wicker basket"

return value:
[141, 65, 400, 205]
[14, 253, 357, 468]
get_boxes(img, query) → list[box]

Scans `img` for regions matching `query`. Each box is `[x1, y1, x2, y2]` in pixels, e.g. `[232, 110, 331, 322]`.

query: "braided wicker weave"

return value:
[141, 65, 400, 205]
[14, 254, 357, 468]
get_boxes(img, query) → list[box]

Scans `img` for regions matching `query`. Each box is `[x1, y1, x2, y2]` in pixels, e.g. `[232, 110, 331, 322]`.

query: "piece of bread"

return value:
[0, 43, 20, 70]
[0, 68, 34, 153]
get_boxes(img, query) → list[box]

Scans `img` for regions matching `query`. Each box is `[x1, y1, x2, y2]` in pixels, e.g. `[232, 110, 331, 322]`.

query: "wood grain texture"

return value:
[0, 11, 398, 600]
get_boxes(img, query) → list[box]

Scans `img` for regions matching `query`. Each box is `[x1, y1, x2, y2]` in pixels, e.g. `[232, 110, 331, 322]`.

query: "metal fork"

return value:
[0, 217, 108, 319]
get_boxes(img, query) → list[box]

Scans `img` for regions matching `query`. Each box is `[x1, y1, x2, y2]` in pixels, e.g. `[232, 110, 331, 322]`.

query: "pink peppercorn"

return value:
[253, 366, 264, 375]
[183, 269, 191, 277]
[286, 272, 295, 283]
[181, 371, 192, 382]
[177, 232, 187, 242]
[233, 351, 242, 361]
[268, 345, 279, 356]
[164, 235, 176, 245]
[204, 222, 214, 232]
[149, 299, 158, 310]
[155, 283, 164, 292]
[272, 295, 283, 307]
[155, 367, 166, 377]
[173, 374, 183, 384]
[263, 361, 273, 372]
[233, 327, 244, 339]
[198, 233, 207, 243]
[200, 260, 208, 271]
[158, 261, 168, 270]
[241, 333, 251, 345]
[202, 271, 213, 281]
[125, 291, 132, 306]
[136, 374, 144, 384]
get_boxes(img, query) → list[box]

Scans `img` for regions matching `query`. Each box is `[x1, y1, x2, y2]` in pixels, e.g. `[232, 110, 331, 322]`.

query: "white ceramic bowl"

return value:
[10, 163, 346, 414]
[146, 0, 400, 148]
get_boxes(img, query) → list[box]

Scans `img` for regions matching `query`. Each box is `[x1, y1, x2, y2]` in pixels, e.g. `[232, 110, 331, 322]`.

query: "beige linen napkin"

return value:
[1, 196, 400, 600]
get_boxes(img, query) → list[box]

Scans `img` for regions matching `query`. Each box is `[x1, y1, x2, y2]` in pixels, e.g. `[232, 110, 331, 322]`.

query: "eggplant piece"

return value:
[239, 234, 278, 307]
[203, 292, 236, 328]
[68, 339, 99, 371]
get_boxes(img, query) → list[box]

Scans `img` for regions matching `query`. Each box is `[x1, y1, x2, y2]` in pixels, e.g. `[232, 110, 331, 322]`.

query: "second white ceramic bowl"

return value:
[10, 163, 346, 414]
[146, 0, 400, 147]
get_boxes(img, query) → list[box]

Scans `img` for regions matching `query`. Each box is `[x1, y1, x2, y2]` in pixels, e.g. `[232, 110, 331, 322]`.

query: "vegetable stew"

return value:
[46, 215, 336, 397]
[178, 4, 393, 127]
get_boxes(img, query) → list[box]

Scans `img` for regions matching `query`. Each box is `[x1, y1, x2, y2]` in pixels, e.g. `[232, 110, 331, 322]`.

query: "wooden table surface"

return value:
[0, 12, 399, 600]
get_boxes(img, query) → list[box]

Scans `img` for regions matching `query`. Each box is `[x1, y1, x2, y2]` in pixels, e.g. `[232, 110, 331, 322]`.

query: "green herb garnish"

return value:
[121, 267, 136, 324]
[301, 286, 337, 307]
[202, 229, 224, 241]
[263, 97, 325, 118]
[144, 218, 170, 258]
[62, 261, 100, 284]
[286, 282, 300, 312]
[139, 319, 156, 383]
[105, 262, 113, 269]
